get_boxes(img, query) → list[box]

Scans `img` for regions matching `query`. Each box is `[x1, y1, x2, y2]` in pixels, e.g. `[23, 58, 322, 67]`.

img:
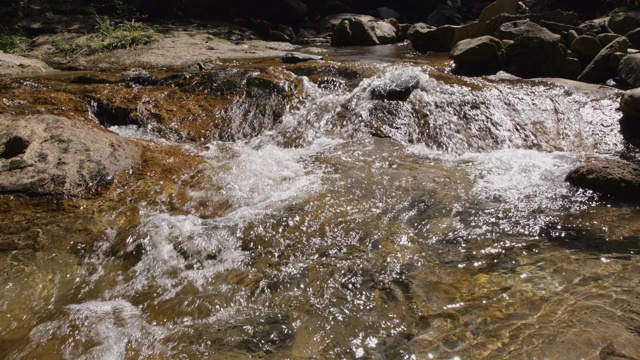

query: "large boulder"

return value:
[479, 0, 521, 23]
[505, 33, 578, 78]
[331, 17, 380, 46]
[495, 19, 561, 41]
[618, 54, 640, 88]
[577, 37, 630, 84]
[450, 35, 505, 74]
[620, 88, 640, 146]
[571, 35, 602, 60]
[566, 159, 640, 201]
[0, 51, 51, 76]
[596, 33, 622, 47]
[607, 12, 640, 36]
[370, 21, 397, 44]
[408, 24, 457, 52]
[320, 13, 377, 32]
[621, 88, 640, 120]
[0, 115, 142, 197]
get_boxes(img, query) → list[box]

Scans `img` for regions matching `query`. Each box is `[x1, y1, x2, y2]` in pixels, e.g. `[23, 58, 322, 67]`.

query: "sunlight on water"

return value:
[3, 61, 639, 360]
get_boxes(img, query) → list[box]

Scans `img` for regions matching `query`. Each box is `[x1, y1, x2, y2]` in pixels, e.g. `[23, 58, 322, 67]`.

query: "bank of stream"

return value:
[1, 45, 640, 359]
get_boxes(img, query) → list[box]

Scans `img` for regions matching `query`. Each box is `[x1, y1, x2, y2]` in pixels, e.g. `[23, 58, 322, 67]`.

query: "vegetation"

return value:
[0, 33, 31, 53]
[55, 14, 155, 56]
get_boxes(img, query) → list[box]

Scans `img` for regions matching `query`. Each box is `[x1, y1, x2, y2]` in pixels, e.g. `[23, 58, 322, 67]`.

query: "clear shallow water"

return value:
[3, 62, 640, 359]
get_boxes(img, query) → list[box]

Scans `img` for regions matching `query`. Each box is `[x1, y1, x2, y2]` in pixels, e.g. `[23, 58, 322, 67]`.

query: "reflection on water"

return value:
[2, 63, 640, 359]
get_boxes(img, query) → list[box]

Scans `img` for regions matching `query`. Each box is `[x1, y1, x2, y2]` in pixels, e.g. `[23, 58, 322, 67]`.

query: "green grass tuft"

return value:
[55, 14, 155, 56]
[0, 33, 31, 54]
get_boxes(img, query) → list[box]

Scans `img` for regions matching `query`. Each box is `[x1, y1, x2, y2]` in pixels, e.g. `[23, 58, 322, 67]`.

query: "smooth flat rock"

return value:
[281, 52, 323, 63]
[0, 51, 51, 76]
[0, 114, 142, 197]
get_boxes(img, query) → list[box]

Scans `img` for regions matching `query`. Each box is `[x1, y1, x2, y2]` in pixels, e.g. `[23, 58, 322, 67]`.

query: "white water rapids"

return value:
[4, 63, 639, 360]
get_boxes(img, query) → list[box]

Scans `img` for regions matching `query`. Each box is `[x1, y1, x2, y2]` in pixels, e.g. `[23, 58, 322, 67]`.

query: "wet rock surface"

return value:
[566, 158, 640, 201]
[0, 115, 141, 197]
[578, 36, 630, 83]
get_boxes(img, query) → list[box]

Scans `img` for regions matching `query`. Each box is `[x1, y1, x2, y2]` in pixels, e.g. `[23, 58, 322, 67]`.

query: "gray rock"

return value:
[618, 53, 640, 87]
[621, 88, 640, 120]
[331, 17, 380, 46]
[281, 52, 323, 63]
[369, 76, 420, 101]
[495, 19, 561, 41]
[408, 24, 456, 52]
[0, 115, 142, 197]
[566, 158, 640, 201]
[567, 29, 579, 46]
[450, 35, 505, 74]
[579, 18, 611, 35]
[505, 33, 577, 78]
[479, 0, 520, 23]
[320, 13, 377, 32]
[370, 21, 397, 44]
[0, 51, 51, 76]
[578, 37, 630, 84]
[376, 7, 400, 20]
[596, 33, 622, 47]
[608, 12, 640, 36]
[571, 35, 602, 59]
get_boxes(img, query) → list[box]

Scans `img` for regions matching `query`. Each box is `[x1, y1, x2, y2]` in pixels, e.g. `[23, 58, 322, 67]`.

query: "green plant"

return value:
[55, 14, 155, 56]
[0, 33, 31, 53]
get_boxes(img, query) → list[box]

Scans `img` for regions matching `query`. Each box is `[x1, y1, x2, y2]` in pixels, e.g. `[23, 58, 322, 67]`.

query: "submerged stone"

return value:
[281, 52, 324, 63]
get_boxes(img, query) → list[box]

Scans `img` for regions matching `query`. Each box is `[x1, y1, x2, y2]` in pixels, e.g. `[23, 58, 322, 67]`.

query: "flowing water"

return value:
[2, 51, 640, 359]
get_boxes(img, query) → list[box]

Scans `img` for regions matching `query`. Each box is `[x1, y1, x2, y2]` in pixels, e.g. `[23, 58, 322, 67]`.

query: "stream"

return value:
[1, 47, 640, 359]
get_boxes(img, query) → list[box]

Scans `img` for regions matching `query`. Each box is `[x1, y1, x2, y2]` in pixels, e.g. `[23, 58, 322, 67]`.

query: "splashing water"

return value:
[3, 60, 640, 360]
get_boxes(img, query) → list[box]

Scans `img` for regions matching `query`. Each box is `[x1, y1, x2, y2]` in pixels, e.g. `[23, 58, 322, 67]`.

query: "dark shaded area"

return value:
[620, 116, 640, 149]
[0, 136, 30, 159]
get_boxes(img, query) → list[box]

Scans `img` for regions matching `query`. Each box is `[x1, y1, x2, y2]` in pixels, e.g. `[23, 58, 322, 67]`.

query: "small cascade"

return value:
[264, 64, 622, 153]
[4, 59, 638, 360]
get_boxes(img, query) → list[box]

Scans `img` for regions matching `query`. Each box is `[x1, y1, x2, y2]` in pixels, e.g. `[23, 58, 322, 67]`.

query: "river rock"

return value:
[505, 32, 576, 78]
[281, 52, 323, 63]
[371, 21, 397, 44]
[369, 76, 420, 101]
[0, 51, 51, 76]
[566, 159, 640, 201]
[450, 35, 505, 74]
[0, 115, 142, 197]
[567, 29, 579, 46]
[320, 13, 377, 32]
[408, 24, 456, 52]
[618, 54, 640, 87]
[376, 7, 400, 20]
[331, 17, 380, 46]
[620, 88, 640, 120]
[578, 37, 630, 84]
[596, 33, 622, 47]
[579, 18, 611, 35]
[608, 12, 640, 36]
[479, 0, 521, 23]
[495, 19, 561, 41]
[571, 35, 602, 60]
